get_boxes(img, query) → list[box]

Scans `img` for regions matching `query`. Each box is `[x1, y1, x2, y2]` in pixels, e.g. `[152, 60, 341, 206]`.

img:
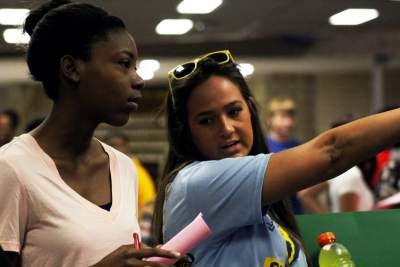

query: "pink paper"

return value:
[145, 212, 212, 265]
[374, 192, 400, 209]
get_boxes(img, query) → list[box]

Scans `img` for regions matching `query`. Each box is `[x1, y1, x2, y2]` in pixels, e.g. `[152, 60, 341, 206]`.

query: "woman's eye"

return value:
[119, 60, 132, 68]
[229, 107, 242, 117]
[199, 117, 213, 125]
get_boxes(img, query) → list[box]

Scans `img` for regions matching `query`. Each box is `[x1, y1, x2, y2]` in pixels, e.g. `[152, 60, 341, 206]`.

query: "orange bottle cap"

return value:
[317, 232, 336, 247]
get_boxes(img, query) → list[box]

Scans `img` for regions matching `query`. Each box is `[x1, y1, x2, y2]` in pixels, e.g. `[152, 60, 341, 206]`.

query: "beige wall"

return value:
[314, 72, 372, 133]
[386, 69, 400, 106]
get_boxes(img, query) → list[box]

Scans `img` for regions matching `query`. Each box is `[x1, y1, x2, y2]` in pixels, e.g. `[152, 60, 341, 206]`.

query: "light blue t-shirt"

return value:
[163, 154, 308, 267]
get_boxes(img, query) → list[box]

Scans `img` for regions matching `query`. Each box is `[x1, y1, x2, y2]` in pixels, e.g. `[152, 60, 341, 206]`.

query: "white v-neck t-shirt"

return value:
[0, 134, 140, 267]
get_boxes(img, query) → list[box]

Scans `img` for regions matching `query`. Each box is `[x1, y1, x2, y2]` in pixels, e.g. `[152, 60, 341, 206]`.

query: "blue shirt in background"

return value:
[266, 136, 301, 153]
[266, 135, 304, 215]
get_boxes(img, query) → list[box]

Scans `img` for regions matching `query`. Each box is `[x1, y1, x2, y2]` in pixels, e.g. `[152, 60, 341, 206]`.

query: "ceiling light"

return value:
[3, 28, 30, 44]
[0, 9, 29, 26]
[238, 63, 254, 77]
[137, 69, 154, 80]
[139, 59, 160, 72]
[329, 8, 379, 26]
[156, 19, 193, 35]
[177, 0, 223, 14]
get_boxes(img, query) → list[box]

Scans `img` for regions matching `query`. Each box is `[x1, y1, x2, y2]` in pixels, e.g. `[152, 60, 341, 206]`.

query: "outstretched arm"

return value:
[262, 108, 400, 205]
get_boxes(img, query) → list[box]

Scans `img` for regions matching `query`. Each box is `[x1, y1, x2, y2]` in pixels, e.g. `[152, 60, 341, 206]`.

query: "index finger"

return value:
[131, 246, 181, 259]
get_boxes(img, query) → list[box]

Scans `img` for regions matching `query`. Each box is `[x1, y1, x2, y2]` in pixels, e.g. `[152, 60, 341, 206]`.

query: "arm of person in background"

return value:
[339, 193, 360, 212]
[298, 182, 329, 213]
[262, 109, 400, 205]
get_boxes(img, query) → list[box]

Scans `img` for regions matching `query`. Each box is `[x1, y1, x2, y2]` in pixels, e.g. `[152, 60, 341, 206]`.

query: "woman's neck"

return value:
[31, 104, 100, 161]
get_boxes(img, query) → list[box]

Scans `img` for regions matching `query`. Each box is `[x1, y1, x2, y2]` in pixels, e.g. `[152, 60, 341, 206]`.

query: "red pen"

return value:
[133, 232, 141, 249]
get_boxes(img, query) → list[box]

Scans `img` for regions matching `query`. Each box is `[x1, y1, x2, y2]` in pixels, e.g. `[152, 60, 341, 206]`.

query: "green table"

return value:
[297, 210, 400, 266]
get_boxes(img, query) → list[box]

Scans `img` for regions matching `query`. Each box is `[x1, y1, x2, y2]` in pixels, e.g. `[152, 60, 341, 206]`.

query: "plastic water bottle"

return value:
[317, 232, 356, 267]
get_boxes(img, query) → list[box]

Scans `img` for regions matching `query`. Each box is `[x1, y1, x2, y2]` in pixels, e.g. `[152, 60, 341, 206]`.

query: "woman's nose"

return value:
[219, 117, 234, 138]
[132, 70, 145, 90]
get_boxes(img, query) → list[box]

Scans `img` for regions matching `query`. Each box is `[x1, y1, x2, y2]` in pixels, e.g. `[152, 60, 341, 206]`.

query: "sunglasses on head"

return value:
[168, 50, 235, 81]
[167, 50, 235, 110]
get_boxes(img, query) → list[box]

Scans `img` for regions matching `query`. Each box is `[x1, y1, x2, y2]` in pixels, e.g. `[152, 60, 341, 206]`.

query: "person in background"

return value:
[0, 1, 180, 266]
[352, 105, 400, 209]
[265, 97, 301, 152]
[153, 49, 400, 267]
[265, 96, 304, 214]
[0, 109, 20, 146]
[104, 132, 157, 246]
[104, 132, 156, 213]
[370, 106, 400, 195]
[298, 119, 376, 213]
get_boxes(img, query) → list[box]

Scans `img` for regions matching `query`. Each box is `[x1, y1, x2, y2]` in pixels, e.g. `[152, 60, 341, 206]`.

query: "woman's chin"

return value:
[106, 115, 131, 127]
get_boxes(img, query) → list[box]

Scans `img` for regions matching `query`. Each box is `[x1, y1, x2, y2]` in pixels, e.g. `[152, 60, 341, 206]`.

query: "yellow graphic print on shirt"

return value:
[278, 225, 296, 265]
[263, 257, 285, 267]
[263, 226, 298, 267]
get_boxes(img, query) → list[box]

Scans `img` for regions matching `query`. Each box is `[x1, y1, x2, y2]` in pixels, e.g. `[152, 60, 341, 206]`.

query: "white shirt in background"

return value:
[328, 166, 374, 212]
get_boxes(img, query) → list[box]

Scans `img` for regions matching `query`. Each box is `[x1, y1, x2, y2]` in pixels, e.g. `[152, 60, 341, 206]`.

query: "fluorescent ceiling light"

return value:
[0, 9, 29, 26]
[238, 63, 254, 77]
[139, 59, 160, 72]
[156, 19, 193, 35]
[3, 28, 30, 44]
[177, 0, 223, 14]
[329, 8, 379, 26]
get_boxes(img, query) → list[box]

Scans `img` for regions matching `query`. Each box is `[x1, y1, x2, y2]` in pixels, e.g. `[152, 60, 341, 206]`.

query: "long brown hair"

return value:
[152, 59, 303, 247]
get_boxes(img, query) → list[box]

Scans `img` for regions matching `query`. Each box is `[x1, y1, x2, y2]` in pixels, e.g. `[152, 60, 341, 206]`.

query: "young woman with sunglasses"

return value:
[153, 50, 400, 266]
[0, 1, 182, 266]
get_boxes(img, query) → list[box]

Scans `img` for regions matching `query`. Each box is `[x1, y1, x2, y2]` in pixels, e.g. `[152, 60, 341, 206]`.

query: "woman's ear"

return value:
[60, 55, 82, 83]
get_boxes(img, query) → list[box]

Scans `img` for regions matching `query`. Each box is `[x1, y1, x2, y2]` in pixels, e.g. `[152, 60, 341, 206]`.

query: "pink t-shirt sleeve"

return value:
[0, 160, 29, 252]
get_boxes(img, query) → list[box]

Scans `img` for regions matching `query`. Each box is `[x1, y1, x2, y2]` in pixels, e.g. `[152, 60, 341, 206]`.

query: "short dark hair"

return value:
[1, 109, 20, 130]
[23, 0, 126, 100]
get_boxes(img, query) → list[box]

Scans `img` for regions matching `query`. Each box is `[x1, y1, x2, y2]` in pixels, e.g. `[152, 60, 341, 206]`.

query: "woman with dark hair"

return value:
[153, 50, 400, 266]
[154, 50, 307, 266]
[0, 1, 180, 266]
